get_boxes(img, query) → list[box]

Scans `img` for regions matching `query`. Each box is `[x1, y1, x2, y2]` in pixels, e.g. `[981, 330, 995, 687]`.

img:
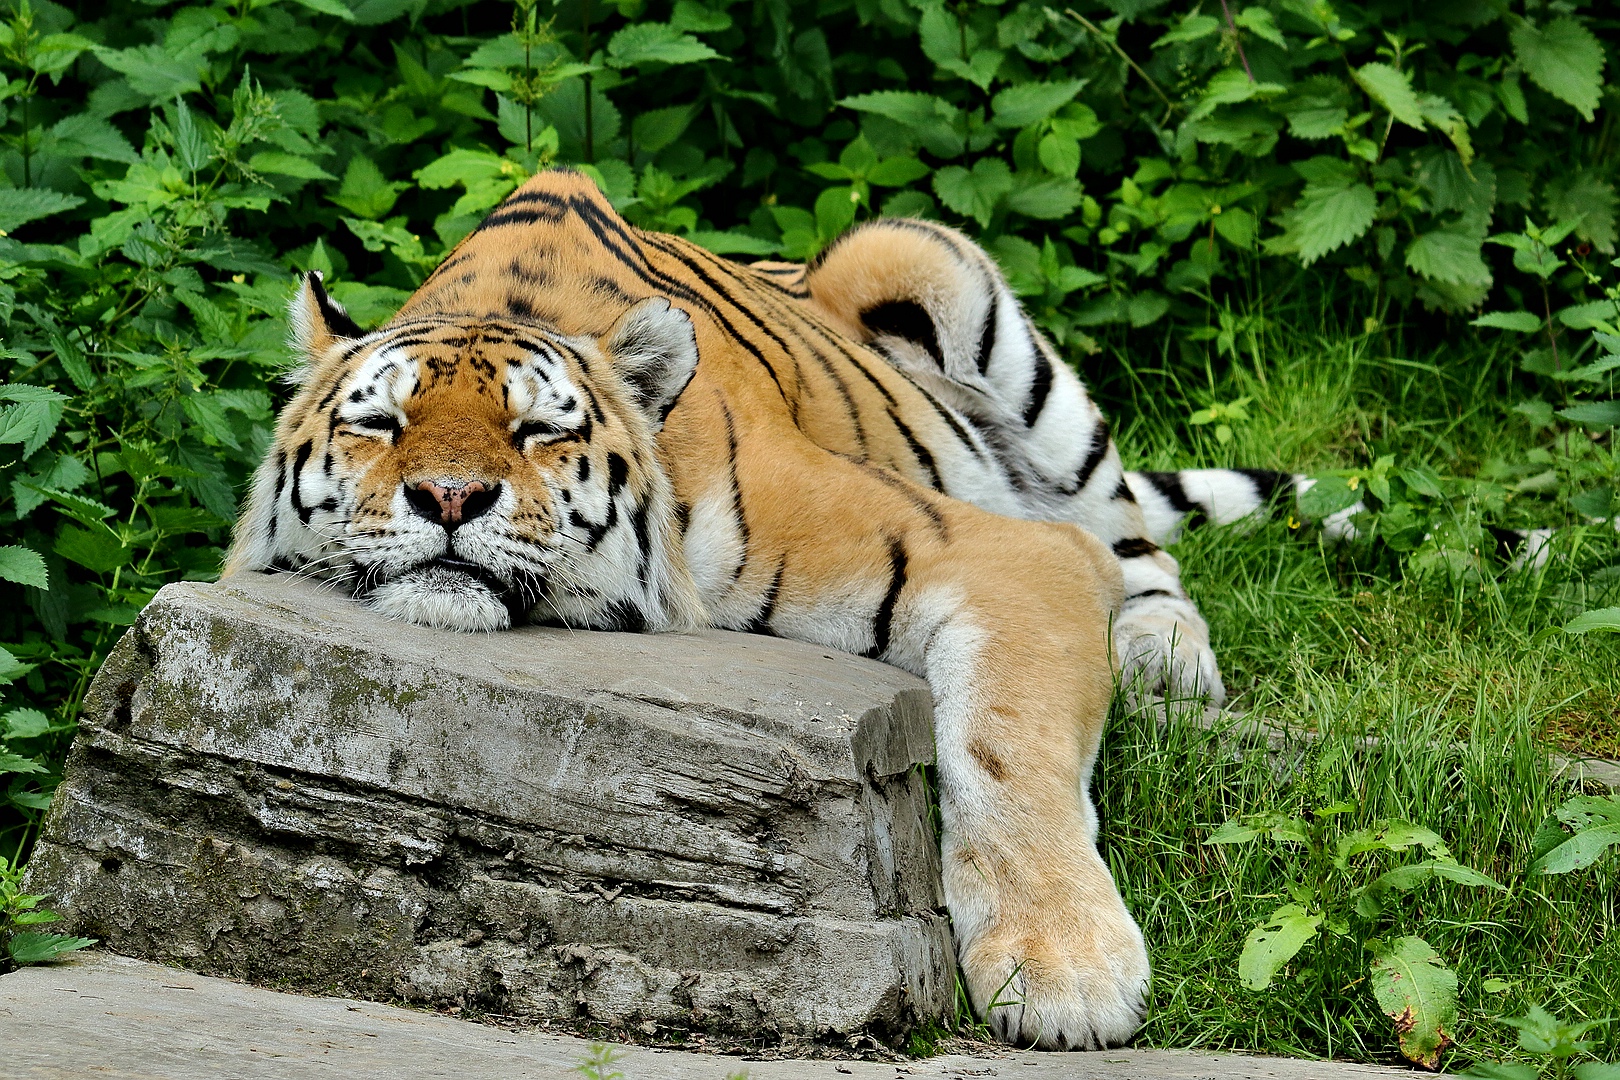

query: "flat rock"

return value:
[23, 572, 952, 1039]
[0, 951, 1410, 1079]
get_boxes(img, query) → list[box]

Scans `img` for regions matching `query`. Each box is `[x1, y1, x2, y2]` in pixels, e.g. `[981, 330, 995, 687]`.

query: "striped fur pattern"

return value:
[229, 170, 1333, 1050]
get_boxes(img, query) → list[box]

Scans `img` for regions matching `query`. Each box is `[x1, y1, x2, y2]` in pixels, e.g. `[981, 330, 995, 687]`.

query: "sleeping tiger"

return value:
[226, 169, 1292, 1050]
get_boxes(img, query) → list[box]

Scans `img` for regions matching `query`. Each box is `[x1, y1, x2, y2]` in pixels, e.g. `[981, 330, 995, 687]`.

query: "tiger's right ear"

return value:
[288, 270, 363, 359]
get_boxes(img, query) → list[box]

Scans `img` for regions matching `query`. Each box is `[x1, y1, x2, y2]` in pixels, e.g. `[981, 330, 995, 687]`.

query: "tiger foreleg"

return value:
[890, 518, 1150, 1050]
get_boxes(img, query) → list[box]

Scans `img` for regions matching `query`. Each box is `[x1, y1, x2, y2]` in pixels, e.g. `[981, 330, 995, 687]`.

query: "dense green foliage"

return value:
[0, 0, 1615, 1065]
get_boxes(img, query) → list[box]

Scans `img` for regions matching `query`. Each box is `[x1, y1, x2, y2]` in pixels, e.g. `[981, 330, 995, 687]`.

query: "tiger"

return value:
[226, 169, 1296, 1050]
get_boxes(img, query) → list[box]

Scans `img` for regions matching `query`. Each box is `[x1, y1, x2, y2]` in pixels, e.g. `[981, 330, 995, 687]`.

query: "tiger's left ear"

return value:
[288, 270, 363, 360]
[606, 297, 699, 430]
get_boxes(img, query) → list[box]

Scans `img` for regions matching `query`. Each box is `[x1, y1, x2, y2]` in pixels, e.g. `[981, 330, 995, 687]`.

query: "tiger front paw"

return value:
[956, 873, 1151, 1050]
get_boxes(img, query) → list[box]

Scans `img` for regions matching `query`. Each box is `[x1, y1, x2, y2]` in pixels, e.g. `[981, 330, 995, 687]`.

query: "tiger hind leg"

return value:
[804, 219, 1226, 705]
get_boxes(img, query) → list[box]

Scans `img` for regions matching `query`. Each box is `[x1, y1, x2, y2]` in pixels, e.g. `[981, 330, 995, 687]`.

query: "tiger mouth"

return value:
[359, 556, 536, 632]
[423, 556, 512, 596]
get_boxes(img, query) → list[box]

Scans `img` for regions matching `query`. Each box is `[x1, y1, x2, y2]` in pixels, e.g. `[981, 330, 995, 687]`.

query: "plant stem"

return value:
[1544, 280, 1560, 371]
[1065, 10, 1179, 117]
[1217, 0, 1254, 83]
[21, 89, 30, 187]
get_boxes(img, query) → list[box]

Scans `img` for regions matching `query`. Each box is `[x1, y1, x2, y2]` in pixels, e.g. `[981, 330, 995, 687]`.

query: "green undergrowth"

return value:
[1093, 302, 1620, 1069]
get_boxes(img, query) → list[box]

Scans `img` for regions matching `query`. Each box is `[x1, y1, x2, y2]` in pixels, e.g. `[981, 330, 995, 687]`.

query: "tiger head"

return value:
[226, 272, 705, 634]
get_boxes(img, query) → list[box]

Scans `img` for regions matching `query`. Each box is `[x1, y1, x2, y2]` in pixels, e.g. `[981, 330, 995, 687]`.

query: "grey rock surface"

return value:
[24, 572, 953, 1039]
[0, 951, 1409, 1079]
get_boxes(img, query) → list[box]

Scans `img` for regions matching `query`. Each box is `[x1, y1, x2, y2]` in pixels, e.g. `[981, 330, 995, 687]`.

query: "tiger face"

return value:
[228, 274, 704, 634]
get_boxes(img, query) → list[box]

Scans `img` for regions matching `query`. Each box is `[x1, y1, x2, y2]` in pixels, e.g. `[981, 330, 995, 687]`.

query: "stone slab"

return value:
[0, 952, 1408, 1079]
[24, 572, 953, 1038]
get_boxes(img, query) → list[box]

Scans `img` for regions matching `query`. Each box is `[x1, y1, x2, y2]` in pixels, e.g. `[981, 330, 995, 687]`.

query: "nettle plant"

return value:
[0, 854, 93, 972]
[1207, 799, 1506, 1069]
[1462, 1004, 1620, 1080]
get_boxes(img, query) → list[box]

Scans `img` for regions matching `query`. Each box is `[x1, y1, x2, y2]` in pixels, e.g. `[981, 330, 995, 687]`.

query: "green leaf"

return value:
[0, 751, 47, 775]
[4, 707, 52, 739]
[250, 152, 336, 182]
[1511, 16, 1606, 122]
[1558, 400, 1620, 427]
[0, 643, 32, 686]
[350, 0, 426, 25]
[631, 105, 698, 157]
[1527, 813, 1620, 874]
[1235, 7, 1286, 48]
[1298, 475, 1362, 518]
[1153, 13, 1219, 47]
[1557, 300, 1620, 330]
[50, 115, 139, 165]
[1459, 1062, 1539, 1079]
[0, 386, 67, 456]
[415, 149, 508, 190]
[171, 100, 211, 175]
[288, 0, 358, 18]
[53, 526, 129, 575]
[1369, 936, 1458, 1070]
[0, 189, 86, 234]
[933, 159, 1013, 228]
[327, 283, 410, 329]
[1471, 311, 1543, 332]
[1406, 229, 1491, 289]
[1400, 465, 1443, 498]
[1128, 292, 1170, 328]
[866, 157, 930, 187]
[0, 546, 48, 589]
[330, 156, 407, 220]
[1268, 182, 1376, 266]
[839, 92, 964, 158]
[814, 186, 858, 241]
[24, 485, 115, 528]
[1548, 172, 1620, 255]
[1565, 607, 1620, 635]
[93, 45, 205, 102]
[7, 931, 97, 965]
[1371, 859, 1505, 893]
[1572, 1064, 1620, 1080]
[1238, 904, 1322, 990]
[991, 79, 1085, 129]
[1212, 208, 1255, 248]
[1418, 94, 1473, 166]
[670, 1, 732, 33]
[686, 231, 778, 257]
[607, 23, 721, 68]
[448, 68, 512, 91]
[1498, 72, 1529, 124]
[1354, 63, 1425, 130]
[1006, 177, 1083, 221]
[1205, 819, 1262, 844]
[1037, 133, 1081, 179]
[918, 4, 965, 64]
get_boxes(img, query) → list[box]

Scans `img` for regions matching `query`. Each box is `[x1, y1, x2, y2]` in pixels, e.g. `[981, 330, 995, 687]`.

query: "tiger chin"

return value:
[225, 170, 1311, 1051]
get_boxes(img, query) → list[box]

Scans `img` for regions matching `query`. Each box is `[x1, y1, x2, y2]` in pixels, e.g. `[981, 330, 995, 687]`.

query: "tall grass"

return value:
[1092, 308, 1620, 1067]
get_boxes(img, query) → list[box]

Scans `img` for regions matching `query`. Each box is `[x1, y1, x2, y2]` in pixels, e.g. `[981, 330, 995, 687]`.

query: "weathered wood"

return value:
[25, 572, 954, 1038]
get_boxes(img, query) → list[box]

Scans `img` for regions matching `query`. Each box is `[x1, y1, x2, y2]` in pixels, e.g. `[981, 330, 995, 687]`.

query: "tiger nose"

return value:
[403, 480, 500, 528]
